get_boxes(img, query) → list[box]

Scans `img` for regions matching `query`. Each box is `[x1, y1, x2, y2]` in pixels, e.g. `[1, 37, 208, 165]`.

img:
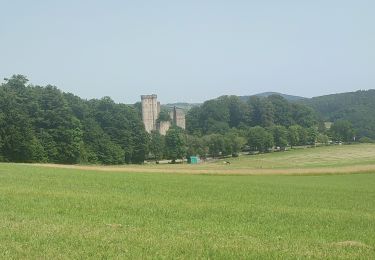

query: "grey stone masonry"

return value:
[141, 94, 158, 133]
[141, 94, 186, 135]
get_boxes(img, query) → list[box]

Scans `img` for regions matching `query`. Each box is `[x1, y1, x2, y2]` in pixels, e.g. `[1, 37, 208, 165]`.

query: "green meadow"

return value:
[1, 144, 375, 259]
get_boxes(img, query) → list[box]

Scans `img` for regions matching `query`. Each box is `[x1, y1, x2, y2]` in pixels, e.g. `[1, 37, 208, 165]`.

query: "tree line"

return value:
[0, 75, 147, 164]
[148, 119, 334, 163]
[0, 75, 366, 165]
[147, 95, 360, 162]
[186, 95, 317, 135]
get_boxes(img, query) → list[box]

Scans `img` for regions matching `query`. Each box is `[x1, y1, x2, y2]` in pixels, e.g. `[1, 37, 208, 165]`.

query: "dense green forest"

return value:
[186, 95, 317, 135]
[302, 90, 375, 139]
[0, 75, 148, 164]
[179, 95, 324, 160]
[0, 75, 372, 164]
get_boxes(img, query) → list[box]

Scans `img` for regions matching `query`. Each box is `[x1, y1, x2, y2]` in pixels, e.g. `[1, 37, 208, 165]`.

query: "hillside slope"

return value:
[240, 92, 306, 102]
[302, 89, 375, 138]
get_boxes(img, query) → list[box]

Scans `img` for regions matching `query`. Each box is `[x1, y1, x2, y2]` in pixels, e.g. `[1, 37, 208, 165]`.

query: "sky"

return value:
[0, 0, 374, 104]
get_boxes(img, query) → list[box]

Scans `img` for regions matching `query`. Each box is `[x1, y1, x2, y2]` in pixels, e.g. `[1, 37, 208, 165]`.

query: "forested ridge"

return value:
[186, 95, 317, 135]
[301, 89, 375, 139]
[0, 75, 372, 164]
[181, 94, 325, 159]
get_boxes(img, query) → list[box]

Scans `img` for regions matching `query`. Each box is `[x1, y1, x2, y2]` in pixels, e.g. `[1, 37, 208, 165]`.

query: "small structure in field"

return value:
[190, 156, 200, 164]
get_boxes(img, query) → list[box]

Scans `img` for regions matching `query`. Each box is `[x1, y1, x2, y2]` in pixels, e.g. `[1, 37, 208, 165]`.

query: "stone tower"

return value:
[141, 94, 160, 133]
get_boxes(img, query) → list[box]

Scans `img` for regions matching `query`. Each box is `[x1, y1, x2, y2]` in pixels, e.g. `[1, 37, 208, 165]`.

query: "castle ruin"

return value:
[141, 94, 185, 135]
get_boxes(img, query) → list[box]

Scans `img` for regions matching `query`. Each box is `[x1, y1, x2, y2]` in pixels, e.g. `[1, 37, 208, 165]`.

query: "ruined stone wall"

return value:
[174, 108, 186, 129]
[157, 102, 161, 115]
[158, 121, 171, 136]
[169, 111, 174, 122]
[169, 107, 186, 130]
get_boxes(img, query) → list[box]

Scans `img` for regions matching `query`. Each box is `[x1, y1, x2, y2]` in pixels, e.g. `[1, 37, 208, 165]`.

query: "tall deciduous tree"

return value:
[224, 130, 246, 157]
[165, 127, 186, 163]
[207, 134, 225, 158]
[330, 120, 355, 142]
[270, 125, 288, 149]
[149, 131, 165, 162]
[288, 125, 301, 148]
[247, 126, 274, 153]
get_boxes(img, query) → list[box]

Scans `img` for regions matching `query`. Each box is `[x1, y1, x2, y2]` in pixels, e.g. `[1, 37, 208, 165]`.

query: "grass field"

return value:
[37, 143, 375, 175]
[1, 144, 375, 259]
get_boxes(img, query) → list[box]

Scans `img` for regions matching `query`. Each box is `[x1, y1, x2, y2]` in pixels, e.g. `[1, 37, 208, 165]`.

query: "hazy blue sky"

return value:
[1, 0, 374, 103]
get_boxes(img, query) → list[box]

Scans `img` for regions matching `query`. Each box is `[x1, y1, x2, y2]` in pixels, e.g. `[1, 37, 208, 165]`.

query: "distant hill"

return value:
[240, 92, 306, 102]
[171, 89, 375, 139]
[164, 102, 200, 112]
[164, 93, 306, 112]
[157, 90, 375, 139]
[302, 89, 375, 139]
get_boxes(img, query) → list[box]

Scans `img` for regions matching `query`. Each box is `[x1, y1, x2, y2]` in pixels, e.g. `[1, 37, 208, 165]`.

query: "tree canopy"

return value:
[186, 95, 317, 135]
[0, 75, 148, 164]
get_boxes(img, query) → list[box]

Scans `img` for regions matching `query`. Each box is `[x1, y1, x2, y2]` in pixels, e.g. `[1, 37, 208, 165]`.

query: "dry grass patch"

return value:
[27, 143, 375, 176]
[31, 163, 375, 176]
[331, 241, 372, 249]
